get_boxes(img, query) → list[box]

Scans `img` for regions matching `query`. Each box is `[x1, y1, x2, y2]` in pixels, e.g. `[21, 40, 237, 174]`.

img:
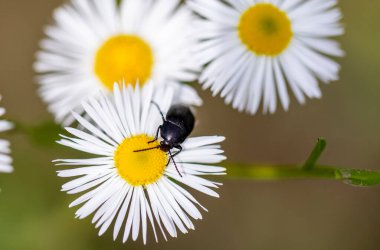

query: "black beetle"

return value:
[134, 102, 195, 177]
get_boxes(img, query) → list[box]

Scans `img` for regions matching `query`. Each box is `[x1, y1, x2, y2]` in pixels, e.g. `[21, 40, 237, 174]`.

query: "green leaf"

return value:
[336, 169, 380, 187]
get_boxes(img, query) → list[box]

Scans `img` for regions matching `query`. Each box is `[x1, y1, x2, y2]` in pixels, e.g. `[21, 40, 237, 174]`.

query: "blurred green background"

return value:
[1, 0, 380, 249]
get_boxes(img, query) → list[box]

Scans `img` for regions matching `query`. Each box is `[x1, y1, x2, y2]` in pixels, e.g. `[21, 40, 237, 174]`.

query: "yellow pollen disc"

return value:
[114, 134, 167, 187]
[94, 35, 154, 90]
[238, 3, 293, 56]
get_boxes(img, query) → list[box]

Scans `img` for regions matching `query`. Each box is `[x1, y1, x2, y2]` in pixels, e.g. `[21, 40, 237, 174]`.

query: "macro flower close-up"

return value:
[35, 0, 202, 125]
[2, 0, 380, 249]
[55, 83, 226, 243]
[189, 0, 344, 114]
[0, 97, 13, 173]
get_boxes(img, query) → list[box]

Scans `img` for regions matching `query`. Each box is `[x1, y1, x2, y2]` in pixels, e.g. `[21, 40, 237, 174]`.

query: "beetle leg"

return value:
[151, 101, 166, 122]
[172, 145, 182, 157]
[133, 145, 160, 153]
[148, 125, 162, 144]
[167, 150, 183, 177]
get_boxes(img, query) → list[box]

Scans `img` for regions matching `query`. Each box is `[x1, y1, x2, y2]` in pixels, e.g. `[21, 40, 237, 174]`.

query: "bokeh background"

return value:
[1, 0, 380, 249]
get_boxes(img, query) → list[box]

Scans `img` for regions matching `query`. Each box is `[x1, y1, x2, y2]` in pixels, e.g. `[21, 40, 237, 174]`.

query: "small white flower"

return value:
[35, 0, 202, 125]
[0, 96, 13, 173]
[188, 0, 344, 114]
[55, 82, 226, 243]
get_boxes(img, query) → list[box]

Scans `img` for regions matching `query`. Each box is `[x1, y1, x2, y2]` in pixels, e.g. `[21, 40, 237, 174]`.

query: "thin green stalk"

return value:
[224, 164, 380, 187]
[302, 138, 326, 170]
[223, 138, 380, 187]
[226, 164, 337, 180]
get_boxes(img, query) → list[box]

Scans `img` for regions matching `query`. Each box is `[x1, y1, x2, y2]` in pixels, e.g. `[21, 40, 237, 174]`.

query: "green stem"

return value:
[226, 164, 337, 180]
[225, 163, 380, 187]
[302, 138, 326, 170]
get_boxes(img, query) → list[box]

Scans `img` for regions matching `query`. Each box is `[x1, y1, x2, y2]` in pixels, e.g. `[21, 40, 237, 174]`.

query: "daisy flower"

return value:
[0, 96, 13, 173]
[55, 82, 226, 243]
[35, 0, 202, 125]
[188, 0, 344, 114]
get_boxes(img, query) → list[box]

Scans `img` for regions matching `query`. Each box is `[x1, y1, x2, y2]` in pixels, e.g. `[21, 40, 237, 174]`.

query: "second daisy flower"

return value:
[35, 0, 202, 125]
[189, 0, 344, 114]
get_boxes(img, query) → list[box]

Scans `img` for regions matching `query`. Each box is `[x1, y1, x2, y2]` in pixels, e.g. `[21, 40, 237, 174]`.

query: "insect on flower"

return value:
[134, 102, 195, 177]
[55, 83, 226, 243]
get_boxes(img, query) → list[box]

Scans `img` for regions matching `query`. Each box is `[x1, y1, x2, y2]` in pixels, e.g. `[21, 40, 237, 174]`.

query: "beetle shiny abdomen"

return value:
[163, 105, 195, 145]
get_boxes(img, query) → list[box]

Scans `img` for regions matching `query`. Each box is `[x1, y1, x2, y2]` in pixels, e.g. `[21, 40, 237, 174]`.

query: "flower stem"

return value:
[302, 138, 326, 170]
[226, 164, 338, 181]
[224, 164, 380, 187]
[223, 138, 380, 187]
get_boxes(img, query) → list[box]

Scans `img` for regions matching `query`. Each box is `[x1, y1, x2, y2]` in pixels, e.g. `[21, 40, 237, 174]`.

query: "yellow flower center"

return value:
[94, 35, 154, 90]
[238, 3, 293, 56]
[114, 134, 167, 187]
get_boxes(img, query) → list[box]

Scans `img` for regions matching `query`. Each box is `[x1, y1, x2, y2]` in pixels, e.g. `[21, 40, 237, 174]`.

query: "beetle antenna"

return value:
[151, 101, 166, 122]
[168, 150, 183, 177]
[133, 145, 161, 153]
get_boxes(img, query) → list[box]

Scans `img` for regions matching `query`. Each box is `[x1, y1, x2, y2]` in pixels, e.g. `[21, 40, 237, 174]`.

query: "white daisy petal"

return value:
[189, 0, 344, 114]
[131, 188, 141, 241]
[142, 193, 159, 242]
[0, 96, 13, 173]
[95, 184, 127, 232]
[244, 55, 263, 113]
[122, 188, 138, 243]
[113, 185, 133, 240]
[151, 183, 188, 234]
[188, 0, 240, 27]
[167, 173, 220, 198]
[146, 185, 177, 238]
[65, 172, 113, 195]
[54, 157, 113, 166]
[137, 188, 148, 244]
[55, 84, 226, 243]
[161, 178, 202, 220]
[273, 58, 290, 111]
[57, 165, 112, 178]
